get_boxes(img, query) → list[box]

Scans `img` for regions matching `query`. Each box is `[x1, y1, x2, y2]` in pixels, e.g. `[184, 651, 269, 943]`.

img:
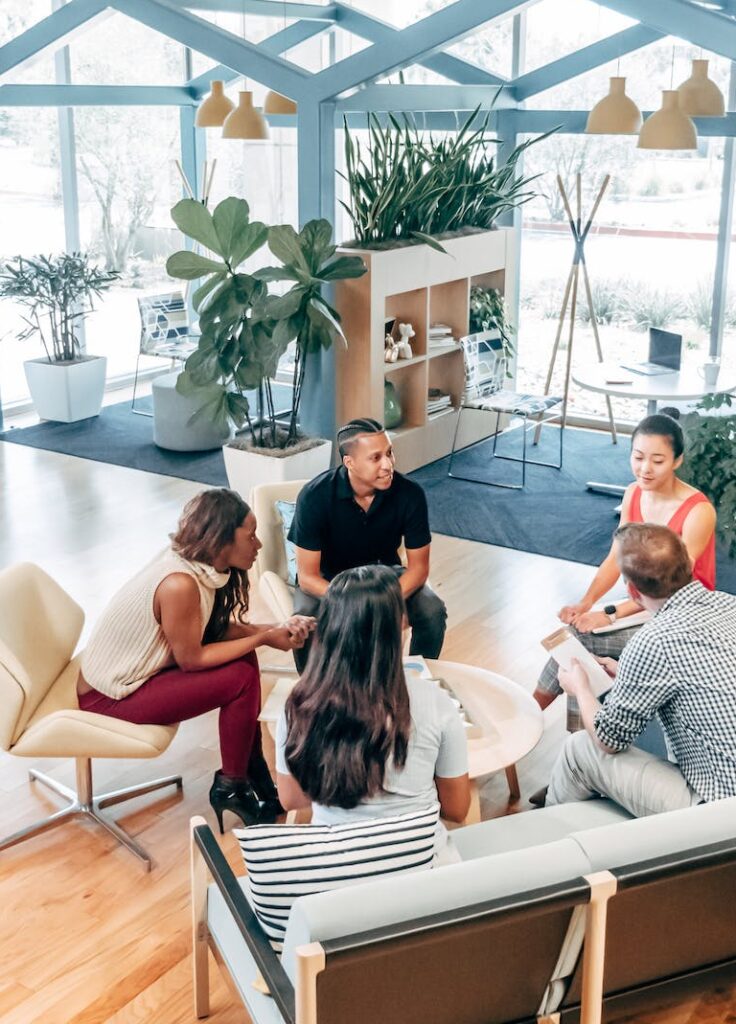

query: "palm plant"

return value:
[0, 252, 119, 362]
[340, 108, 554, 250]
[166, 198, 366, 449]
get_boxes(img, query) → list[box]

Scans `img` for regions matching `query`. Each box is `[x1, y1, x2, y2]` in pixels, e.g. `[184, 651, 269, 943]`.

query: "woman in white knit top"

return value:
[78, 489, 315, 830]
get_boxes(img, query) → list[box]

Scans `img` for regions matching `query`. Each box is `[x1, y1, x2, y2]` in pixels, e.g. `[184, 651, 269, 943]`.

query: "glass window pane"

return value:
[0, 0, 56, 84]
[70, 12, 185, 85]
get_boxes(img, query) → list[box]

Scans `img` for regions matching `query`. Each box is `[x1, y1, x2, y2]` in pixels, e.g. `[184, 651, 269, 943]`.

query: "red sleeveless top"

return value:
[629, 486, 716, 590]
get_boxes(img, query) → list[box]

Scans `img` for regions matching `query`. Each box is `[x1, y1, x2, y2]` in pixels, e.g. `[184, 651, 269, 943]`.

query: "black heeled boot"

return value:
[247, 754, 284, 822]
[209, 770, 261, 833]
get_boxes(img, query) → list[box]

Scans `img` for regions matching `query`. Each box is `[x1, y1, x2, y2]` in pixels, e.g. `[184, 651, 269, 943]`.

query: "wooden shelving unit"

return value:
[334, 228, 516, 472]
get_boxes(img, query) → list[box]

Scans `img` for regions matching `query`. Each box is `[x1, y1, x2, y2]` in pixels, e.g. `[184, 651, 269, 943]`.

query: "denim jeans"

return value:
[292, 566, 447, 673]
[546, 730, 702, 817]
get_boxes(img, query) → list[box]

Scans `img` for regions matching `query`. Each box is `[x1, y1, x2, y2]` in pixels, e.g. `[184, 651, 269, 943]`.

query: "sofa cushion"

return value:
[452, 800, 632, 861]
[235, 805, 439, 951]
[274, 500, 297, 587]
[280, 836, 593, 981]
[571, 795, 736, 871]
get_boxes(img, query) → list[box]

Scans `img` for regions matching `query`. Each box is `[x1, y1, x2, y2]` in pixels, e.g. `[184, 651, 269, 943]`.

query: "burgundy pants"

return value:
[78, 652, 262, 778]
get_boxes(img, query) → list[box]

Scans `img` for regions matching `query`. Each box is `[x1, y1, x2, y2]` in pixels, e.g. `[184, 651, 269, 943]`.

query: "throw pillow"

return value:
[274, 500, 297, 587]
[235, 804, 440, 951]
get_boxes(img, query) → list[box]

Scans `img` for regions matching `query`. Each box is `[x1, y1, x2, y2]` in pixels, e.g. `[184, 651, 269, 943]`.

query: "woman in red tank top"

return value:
[534, 409, 716, 712]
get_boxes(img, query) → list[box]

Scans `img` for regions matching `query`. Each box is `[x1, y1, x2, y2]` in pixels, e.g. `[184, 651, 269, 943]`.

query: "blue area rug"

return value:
[410, 425, 736, 594]
[2, 407, 734, 592]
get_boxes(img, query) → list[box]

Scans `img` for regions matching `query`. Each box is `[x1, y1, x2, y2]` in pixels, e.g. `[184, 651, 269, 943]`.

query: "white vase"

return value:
[223, 438, 332, 499]
[23, 355, 107, 422]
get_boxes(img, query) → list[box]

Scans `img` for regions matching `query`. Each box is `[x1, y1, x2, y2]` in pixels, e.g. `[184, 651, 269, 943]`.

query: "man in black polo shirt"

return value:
[288, 417, 447, 671]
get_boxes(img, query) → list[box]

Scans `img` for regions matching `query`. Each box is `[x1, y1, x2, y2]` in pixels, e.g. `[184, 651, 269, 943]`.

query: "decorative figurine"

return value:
[384, 333, 399, 362]
[397, 322, 415, 359]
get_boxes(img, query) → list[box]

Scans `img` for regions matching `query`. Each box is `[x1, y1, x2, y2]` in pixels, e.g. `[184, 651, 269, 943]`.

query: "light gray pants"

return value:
[547, 730, 703, 818]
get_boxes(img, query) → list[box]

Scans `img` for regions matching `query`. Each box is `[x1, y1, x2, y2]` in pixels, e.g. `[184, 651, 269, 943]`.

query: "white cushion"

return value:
[235, 805, 440, 951]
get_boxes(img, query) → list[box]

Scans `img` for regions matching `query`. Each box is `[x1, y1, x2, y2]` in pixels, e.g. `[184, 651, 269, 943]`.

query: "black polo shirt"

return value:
[288, 467, 432, 581]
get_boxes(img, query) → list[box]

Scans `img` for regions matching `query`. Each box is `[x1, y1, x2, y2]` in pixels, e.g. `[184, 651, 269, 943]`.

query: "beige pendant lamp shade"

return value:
[263, 90, 297, 114]
[677, 59, 725, 117]
[586, 77, 642, 134]
[222, 91, 270, 140]
[638, 90, 697, 150]
[195, 80, 234, 128]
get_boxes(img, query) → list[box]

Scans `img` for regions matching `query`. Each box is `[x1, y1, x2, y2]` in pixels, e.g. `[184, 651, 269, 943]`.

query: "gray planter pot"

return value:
[24, 355, 107, 422]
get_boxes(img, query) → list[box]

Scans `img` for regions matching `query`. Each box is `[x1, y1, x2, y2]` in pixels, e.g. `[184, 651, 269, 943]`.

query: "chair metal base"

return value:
[0, 758, 182, 870]
[448, 406, 564, 490]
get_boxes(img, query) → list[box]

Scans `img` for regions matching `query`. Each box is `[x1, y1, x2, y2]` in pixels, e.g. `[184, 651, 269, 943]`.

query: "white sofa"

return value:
[191, 796, 736, 1024]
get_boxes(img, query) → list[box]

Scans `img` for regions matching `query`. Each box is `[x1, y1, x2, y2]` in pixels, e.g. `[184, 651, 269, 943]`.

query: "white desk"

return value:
[572, 362, 736, 497]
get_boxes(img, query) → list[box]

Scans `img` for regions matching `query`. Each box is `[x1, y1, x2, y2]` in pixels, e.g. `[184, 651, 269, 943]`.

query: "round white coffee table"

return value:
[427, 659, 543, 822]
[572, 362, 736, 497]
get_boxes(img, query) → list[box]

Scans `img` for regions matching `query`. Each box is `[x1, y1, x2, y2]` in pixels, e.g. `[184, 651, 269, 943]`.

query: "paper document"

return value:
[541, 627, 613, 698]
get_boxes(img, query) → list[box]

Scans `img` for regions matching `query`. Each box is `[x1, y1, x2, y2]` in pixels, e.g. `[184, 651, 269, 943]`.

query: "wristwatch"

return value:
[603, 603, 617, 625]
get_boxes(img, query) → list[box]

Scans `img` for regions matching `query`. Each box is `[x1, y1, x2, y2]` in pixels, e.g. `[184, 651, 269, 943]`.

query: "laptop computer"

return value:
[621, 328, 682, 376]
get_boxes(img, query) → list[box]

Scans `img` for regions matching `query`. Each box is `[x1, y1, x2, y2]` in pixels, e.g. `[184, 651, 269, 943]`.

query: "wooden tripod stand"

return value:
[536, 173, 617, 444]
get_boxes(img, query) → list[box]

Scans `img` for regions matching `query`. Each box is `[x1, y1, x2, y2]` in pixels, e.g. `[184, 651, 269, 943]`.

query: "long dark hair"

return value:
[170, 488, 250, 642]
[284, 565, 411, 808]
[632, 407, 684, 458]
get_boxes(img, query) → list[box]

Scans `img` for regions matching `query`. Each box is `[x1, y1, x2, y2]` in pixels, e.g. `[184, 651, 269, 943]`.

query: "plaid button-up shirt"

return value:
[594, 581, 736, 802]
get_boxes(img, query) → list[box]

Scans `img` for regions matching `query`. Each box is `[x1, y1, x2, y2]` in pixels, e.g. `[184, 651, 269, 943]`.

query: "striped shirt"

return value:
[594, 582, 736, 802]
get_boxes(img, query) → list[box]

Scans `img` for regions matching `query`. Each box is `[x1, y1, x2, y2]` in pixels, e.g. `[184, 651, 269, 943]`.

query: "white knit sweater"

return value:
[81, 547, 231, 699]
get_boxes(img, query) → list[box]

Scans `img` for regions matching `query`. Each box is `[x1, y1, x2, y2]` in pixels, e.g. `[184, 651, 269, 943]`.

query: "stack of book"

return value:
[428, 323, 455, 349]
[427, 387, 452, 417]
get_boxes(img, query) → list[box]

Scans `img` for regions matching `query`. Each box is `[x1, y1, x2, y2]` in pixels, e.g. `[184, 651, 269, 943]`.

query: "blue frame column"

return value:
[297, 97, 337, 440]
[710, 63, 736, 360]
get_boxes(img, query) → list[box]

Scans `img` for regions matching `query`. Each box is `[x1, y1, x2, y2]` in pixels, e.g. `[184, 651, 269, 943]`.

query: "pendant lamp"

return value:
[263, 90, 297, 115]
[637, 90, 697, 150]
[222, 91, 270, 140]
[586, 77, 642, 134]
[195, 80, 235, 128]
[677, 59, 725, 117]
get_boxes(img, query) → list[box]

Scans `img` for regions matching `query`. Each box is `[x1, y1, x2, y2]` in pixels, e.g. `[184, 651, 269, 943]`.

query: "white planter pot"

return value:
[223, 439, 332, 499]
[24, 355, 107, 423]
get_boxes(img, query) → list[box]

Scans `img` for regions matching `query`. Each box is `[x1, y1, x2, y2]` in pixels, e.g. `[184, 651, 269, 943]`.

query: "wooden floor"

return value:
[0, 440, 733, 1023]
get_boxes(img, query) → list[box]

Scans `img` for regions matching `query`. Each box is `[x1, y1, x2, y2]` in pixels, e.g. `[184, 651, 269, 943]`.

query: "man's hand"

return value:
[571, 610, 610, 633]
[558, 657, 592, 699]
[596, 656, 619, 680]
[558, 600, 592, 624]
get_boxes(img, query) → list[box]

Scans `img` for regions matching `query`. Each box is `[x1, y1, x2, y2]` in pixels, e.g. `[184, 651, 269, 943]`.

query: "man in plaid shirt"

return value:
[547, 523, 736, 816]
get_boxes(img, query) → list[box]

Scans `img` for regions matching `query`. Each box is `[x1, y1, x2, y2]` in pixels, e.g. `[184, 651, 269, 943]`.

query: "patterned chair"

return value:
[133, 291, 199, 415]
[448, 331, 564, 490]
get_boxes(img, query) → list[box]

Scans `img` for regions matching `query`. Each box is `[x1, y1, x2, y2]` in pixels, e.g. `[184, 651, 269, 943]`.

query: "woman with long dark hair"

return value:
[276, 565, 470, 856]
[77, 488, 315, 830]
[534, 408, 716, 722]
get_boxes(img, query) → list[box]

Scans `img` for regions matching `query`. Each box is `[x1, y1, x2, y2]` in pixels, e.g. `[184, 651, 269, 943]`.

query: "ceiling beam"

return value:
[335, 84, 515, 112]
[512, 107, 736, 134]
[0, 83, 196, 105]
[176, 0, 336, 18]
[311, 0, 534, 99]
[109, 0, 317, 96]
[333, 3, 508, 87]
[186, 18, 327, 94]
[594, 0, 736, 63]
[512, 24, 663, 100]
[0, 0, 111, 81]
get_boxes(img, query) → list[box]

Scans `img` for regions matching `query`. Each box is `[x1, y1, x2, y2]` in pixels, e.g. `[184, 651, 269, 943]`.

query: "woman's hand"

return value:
[265, 625, 306, 651]
[558, 600, 592, 624]
[284, 615, 316, 643]
[571, 610, 610, 633]
[596, 656, 619, 680]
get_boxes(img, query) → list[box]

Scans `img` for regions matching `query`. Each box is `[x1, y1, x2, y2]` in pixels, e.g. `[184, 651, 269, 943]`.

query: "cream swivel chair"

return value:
[0, 563, 182, 870]
[250, 480, 307, 623]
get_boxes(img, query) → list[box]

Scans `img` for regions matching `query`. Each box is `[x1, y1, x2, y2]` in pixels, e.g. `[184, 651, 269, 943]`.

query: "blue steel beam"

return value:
[335, 84, 516, 112]
[0, 0, 110, 79]
[187, 19, 328, 96]
[595, 0, 736, 63]
[0, 84, 196, 105]
[513, 108, 736, 134]
[512, 25, 663, 101]
[179, 1, 336, 17]
[312, 0, 533, 99]
[109, 0, 317, 97]
[332, 3, 508, 87]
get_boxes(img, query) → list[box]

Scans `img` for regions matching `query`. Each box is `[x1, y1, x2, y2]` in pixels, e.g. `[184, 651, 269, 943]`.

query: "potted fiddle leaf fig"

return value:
[0, 252, 119, 422]
[166, 198, 366, 490]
